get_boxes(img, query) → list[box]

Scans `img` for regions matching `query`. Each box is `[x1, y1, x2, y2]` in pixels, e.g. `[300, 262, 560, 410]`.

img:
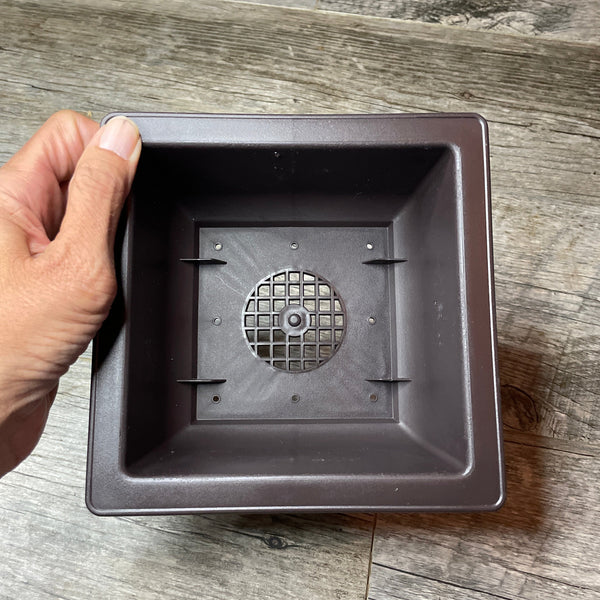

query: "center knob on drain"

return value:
[288, 313, 302, 327]
[278, 304, 311, 337]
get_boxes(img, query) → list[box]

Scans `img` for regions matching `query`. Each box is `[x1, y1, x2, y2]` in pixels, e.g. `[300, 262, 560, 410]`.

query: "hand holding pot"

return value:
[0, 111, 141, 477]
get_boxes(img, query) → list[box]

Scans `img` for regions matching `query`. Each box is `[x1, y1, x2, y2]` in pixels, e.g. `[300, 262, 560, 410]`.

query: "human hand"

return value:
[0, 111, 141, 477]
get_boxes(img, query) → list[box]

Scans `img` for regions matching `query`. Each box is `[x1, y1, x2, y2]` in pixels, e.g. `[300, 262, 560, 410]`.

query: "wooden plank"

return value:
[234, 0, 600, 45]
[369, 561, 596, 600]
[243, 0, 316, 7]
[369, 437, 600, 599]
[316, 0, 600, 45]
[0, 352, 375, 600]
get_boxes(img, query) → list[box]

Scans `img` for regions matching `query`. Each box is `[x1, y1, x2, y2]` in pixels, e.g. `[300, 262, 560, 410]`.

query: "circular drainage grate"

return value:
[243, 270, 346, 372]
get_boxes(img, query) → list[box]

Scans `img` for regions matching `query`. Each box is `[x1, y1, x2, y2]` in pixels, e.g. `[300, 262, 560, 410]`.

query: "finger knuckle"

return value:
[49, 109, 78, 123]
[47, 109, 80, 134]
[71, 157, 126, 202]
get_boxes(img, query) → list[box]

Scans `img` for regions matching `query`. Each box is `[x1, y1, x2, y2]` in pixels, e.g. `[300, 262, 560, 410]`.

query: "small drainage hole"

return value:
[212, 395, 221, 403]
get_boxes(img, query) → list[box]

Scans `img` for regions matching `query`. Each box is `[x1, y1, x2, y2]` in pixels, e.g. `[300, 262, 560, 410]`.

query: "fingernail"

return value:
[99, 116, 140, 160]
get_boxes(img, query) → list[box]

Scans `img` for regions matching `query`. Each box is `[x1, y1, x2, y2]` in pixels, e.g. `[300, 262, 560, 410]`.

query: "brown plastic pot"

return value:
[87, 113, 504, 515]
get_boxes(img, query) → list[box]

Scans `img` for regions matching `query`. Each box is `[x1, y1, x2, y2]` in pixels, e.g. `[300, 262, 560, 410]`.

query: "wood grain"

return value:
[316, 0, 600, 45]
[234, 0, 600, 44]
[0, 1, 598, 599]
[369, 437, 600, 599]
[0, 352, 374, 600]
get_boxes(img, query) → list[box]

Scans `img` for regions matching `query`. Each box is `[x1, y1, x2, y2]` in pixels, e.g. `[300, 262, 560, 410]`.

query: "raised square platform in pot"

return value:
[87, 113, 504, 514]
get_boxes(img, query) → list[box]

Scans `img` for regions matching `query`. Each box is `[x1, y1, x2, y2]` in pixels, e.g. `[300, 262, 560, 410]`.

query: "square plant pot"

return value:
[87, 113, 504, 514]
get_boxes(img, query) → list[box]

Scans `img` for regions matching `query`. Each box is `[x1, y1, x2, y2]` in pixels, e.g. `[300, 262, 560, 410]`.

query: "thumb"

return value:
[55, 116, 141, 259]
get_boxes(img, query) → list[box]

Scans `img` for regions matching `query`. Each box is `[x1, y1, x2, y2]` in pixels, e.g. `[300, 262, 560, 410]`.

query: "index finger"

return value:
[0, 111, 99, 240]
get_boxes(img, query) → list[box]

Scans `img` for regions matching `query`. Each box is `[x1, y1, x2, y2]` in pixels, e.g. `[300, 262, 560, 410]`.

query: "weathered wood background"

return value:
[250, 0, 600, 44]
[0, 1, 598, 598]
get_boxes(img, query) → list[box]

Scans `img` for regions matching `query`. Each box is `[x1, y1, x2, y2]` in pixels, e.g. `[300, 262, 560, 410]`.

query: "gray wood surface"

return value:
[0, 350, 375, 600]
[370, 437, 600, 599]
[237, 0, 600, 44]
[0, 0, 598, 599]
[319, 0, 600, 44]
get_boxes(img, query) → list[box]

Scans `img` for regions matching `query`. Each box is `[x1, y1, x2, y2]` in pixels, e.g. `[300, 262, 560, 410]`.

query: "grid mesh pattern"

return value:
[244, 270, 346, 372]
